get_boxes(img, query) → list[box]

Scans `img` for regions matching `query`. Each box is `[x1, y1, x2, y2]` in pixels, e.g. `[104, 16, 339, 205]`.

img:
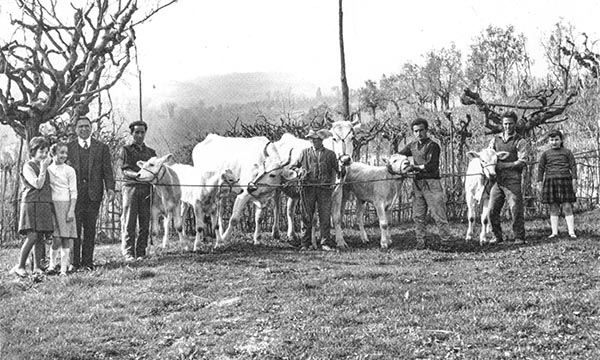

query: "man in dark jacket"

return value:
[67, 116, 115, 270]
[293, 129, 340, 251]
[119, 121, 157, 261]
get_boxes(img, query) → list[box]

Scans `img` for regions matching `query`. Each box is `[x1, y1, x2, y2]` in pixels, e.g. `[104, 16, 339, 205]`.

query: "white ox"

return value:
[342, 154, 411, 249]
[135, 154, 241, 251]
[192, 134, 296, 245]
[272, 119, 360, 248]
[464, 148, 509, 245]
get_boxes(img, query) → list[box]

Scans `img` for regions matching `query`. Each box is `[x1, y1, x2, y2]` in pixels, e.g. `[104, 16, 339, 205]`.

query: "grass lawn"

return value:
[1, 210, 599, 359]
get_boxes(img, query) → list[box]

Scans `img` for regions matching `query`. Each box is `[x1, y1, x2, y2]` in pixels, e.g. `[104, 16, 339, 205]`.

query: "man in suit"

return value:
[67, 116, 115, 270]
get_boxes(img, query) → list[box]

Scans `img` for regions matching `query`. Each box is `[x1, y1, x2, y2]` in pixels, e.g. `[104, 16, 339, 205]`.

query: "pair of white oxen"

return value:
[136, 118, 508, 252]
[135, 119, 418, 252]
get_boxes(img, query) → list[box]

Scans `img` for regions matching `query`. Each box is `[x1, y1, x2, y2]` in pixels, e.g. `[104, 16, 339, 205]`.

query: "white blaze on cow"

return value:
[464, 147, 509, 245]
[192, 134, 296, 245]
[343, 154, 411, 249]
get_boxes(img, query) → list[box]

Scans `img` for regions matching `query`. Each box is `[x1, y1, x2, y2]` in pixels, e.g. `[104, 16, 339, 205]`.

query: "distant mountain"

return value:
[143, 72, 333, 107]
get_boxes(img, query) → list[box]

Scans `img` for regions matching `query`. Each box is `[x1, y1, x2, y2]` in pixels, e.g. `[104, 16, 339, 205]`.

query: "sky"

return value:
[133, 0, 600, 90]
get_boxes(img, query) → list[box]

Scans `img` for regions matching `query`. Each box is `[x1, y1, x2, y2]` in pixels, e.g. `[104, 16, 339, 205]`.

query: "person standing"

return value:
[488, 111, 529, 244]
[398, 118, 453, 250]
[537, 130, 578, 238]
[119, 121, 156, 261]
[10, 137, 54, 277]
[67, 116, 115, 270]
[293, 129, 340, 251]
[47, 142, 78, 276]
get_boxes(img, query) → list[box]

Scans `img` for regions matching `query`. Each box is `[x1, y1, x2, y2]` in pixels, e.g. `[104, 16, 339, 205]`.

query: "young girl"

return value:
[537, 130, 578, 238]
[10, 137, 54, 277]
[47, 142, 78, 276]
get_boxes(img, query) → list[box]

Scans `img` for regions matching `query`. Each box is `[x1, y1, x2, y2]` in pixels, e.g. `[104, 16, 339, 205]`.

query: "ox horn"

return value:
[280, 148, 293, 167]
[263, 141, 272, 158]
[325, 109, 334, 123]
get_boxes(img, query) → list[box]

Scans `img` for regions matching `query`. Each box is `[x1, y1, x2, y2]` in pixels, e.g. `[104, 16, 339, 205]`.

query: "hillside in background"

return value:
[142, 72, 334, 108]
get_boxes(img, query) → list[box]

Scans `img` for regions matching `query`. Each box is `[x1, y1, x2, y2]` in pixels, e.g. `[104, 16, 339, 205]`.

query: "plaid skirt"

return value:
[541, 177, 576, 204]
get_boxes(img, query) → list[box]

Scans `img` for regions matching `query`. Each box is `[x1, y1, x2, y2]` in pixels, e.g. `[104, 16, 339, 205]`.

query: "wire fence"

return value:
[1, 142, 599, 247]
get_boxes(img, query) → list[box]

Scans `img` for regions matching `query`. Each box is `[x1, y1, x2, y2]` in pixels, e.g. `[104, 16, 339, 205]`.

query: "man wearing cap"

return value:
[292, 129, 341, 251]
[67, 116, 115, 270]
[119, 121, 157, 261]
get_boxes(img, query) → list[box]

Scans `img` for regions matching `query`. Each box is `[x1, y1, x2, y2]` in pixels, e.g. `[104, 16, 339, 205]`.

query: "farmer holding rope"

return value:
[488, 111, 529, 245]
[292, 129, 341, 251]
[119, 121, 157, 261]
[399, 118, 453, 250]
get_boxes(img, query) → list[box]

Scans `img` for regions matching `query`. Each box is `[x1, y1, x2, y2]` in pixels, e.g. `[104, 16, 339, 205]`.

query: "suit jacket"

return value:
[67, 138, 115, 202]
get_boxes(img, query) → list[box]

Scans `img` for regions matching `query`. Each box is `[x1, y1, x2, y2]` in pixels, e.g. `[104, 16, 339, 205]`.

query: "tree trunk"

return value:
[25, 117, 42, 143]
[338, 0, 350, 120]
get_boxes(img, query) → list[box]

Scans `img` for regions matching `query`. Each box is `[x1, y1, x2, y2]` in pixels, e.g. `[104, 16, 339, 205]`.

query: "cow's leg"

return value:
[221, 194, 250, 242]
[178, 202, 192, 251]
[465, 192, 476, 242]
[271, 189, 281, 240]
[331, 184, 348, 248]
[480, 197, 491, 245]
[252, 200, 264, 246]
[374, 202, 390, 249]
[162, 213, 171, 249]
[286, 197, 298, 241]
[193, 202, 205, 252]
[356, 200, 369, 244]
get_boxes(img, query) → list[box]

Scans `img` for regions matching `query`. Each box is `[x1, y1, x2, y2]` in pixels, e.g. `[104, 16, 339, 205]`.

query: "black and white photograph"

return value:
[0, 0, 599, 358]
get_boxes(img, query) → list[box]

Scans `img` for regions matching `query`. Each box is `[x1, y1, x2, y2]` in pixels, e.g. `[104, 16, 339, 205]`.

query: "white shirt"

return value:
[78, 137, 91, 149]
[47, 163, 78, 202]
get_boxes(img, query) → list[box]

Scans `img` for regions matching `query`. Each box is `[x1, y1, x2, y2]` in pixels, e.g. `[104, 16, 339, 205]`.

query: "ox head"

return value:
[247, 142, 298, 196]
[384, 153, 411, 175]
[322, 118, 361, 166]
[135, 154, 175, 183]
[218, 168, 243, 197]
[467, 148, 510, 180]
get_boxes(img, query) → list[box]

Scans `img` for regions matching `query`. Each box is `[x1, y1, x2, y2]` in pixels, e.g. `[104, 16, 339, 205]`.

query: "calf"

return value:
[173, 164, 241, 250]
[135, 154, 187, 250]
[464, 148, 509, 245]
[343, 154, 411, 249]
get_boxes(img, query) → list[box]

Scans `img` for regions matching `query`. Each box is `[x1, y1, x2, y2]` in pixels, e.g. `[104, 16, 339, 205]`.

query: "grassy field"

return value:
[1, 210, 599, 360]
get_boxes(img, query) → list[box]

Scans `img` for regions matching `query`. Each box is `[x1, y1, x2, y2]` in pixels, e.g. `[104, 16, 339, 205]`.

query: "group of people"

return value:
[10, 117, 155, 277]
[293, 112, 578, 250]
[9, 111, 579, 276]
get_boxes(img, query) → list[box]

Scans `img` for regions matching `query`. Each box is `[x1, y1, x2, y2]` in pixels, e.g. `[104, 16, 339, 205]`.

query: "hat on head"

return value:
[305, 129, 329, 140]
[129, 120, 148, 132]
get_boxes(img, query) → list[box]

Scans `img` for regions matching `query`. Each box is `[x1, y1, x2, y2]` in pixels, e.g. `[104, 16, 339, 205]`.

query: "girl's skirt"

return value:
[18, 201, 54, 235]
[541, 177, 577, 204]
[52, 201, 77, 238]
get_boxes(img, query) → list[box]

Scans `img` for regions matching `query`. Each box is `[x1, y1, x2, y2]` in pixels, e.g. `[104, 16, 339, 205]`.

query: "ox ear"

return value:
[318, 129, 333, 139]
[162, 153, 175, 165]
[497, 151, 510, 160]
[381, 157, 389, 164]
[281, 169, 298, 181]
[352, 120, 361, 131]
[466, 151, 480, 159]
[136, 160, 146, 168]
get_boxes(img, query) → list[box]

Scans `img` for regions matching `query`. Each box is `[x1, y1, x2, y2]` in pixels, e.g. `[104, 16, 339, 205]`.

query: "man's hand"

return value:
[107, 189, 115, 202]
[66, 210, 75, 222]
[537, 182, 542, 193]
[572, 179, 577, 194]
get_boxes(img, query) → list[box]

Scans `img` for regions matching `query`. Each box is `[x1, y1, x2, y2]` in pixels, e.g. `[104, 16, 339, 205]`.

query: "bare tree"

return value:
[338, 0, 350, 120]
[0, 0, 176, 141]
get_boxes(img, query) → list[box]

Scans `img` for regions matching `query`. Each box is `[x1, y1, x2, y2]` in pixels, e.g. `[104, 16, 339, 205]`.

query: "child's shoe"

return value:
[569, 233, 577, 239]
[9, 266, 28, 278]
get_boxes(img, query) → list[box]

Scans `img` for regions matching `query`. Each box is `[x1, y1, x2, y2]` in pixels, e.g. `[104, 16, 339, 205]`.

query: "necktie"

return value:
[84, 141, 89, 149]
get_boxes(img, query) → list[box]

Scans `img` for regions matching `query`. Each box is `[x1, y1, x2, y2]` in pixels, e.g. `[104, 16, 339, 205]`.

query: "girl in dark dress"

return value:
[10, 137, 54, 277]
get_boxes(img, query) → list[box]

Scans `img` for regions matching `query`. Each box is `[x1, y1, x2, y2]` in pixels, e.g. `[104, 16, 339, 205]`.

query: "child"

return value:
[10, 137, 54, 277]
[537, 130, 578, 238]
[47, 142, 78, 275]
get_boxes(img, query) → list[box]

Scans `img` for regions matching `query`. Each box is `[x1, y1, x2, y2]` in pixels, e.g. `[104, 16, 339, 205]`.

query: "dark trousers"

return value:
[121, 185, 151, 257]
[300, 186, 333, 247]
[74, 191, 101, 268]
[489, 181, 525, 240]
